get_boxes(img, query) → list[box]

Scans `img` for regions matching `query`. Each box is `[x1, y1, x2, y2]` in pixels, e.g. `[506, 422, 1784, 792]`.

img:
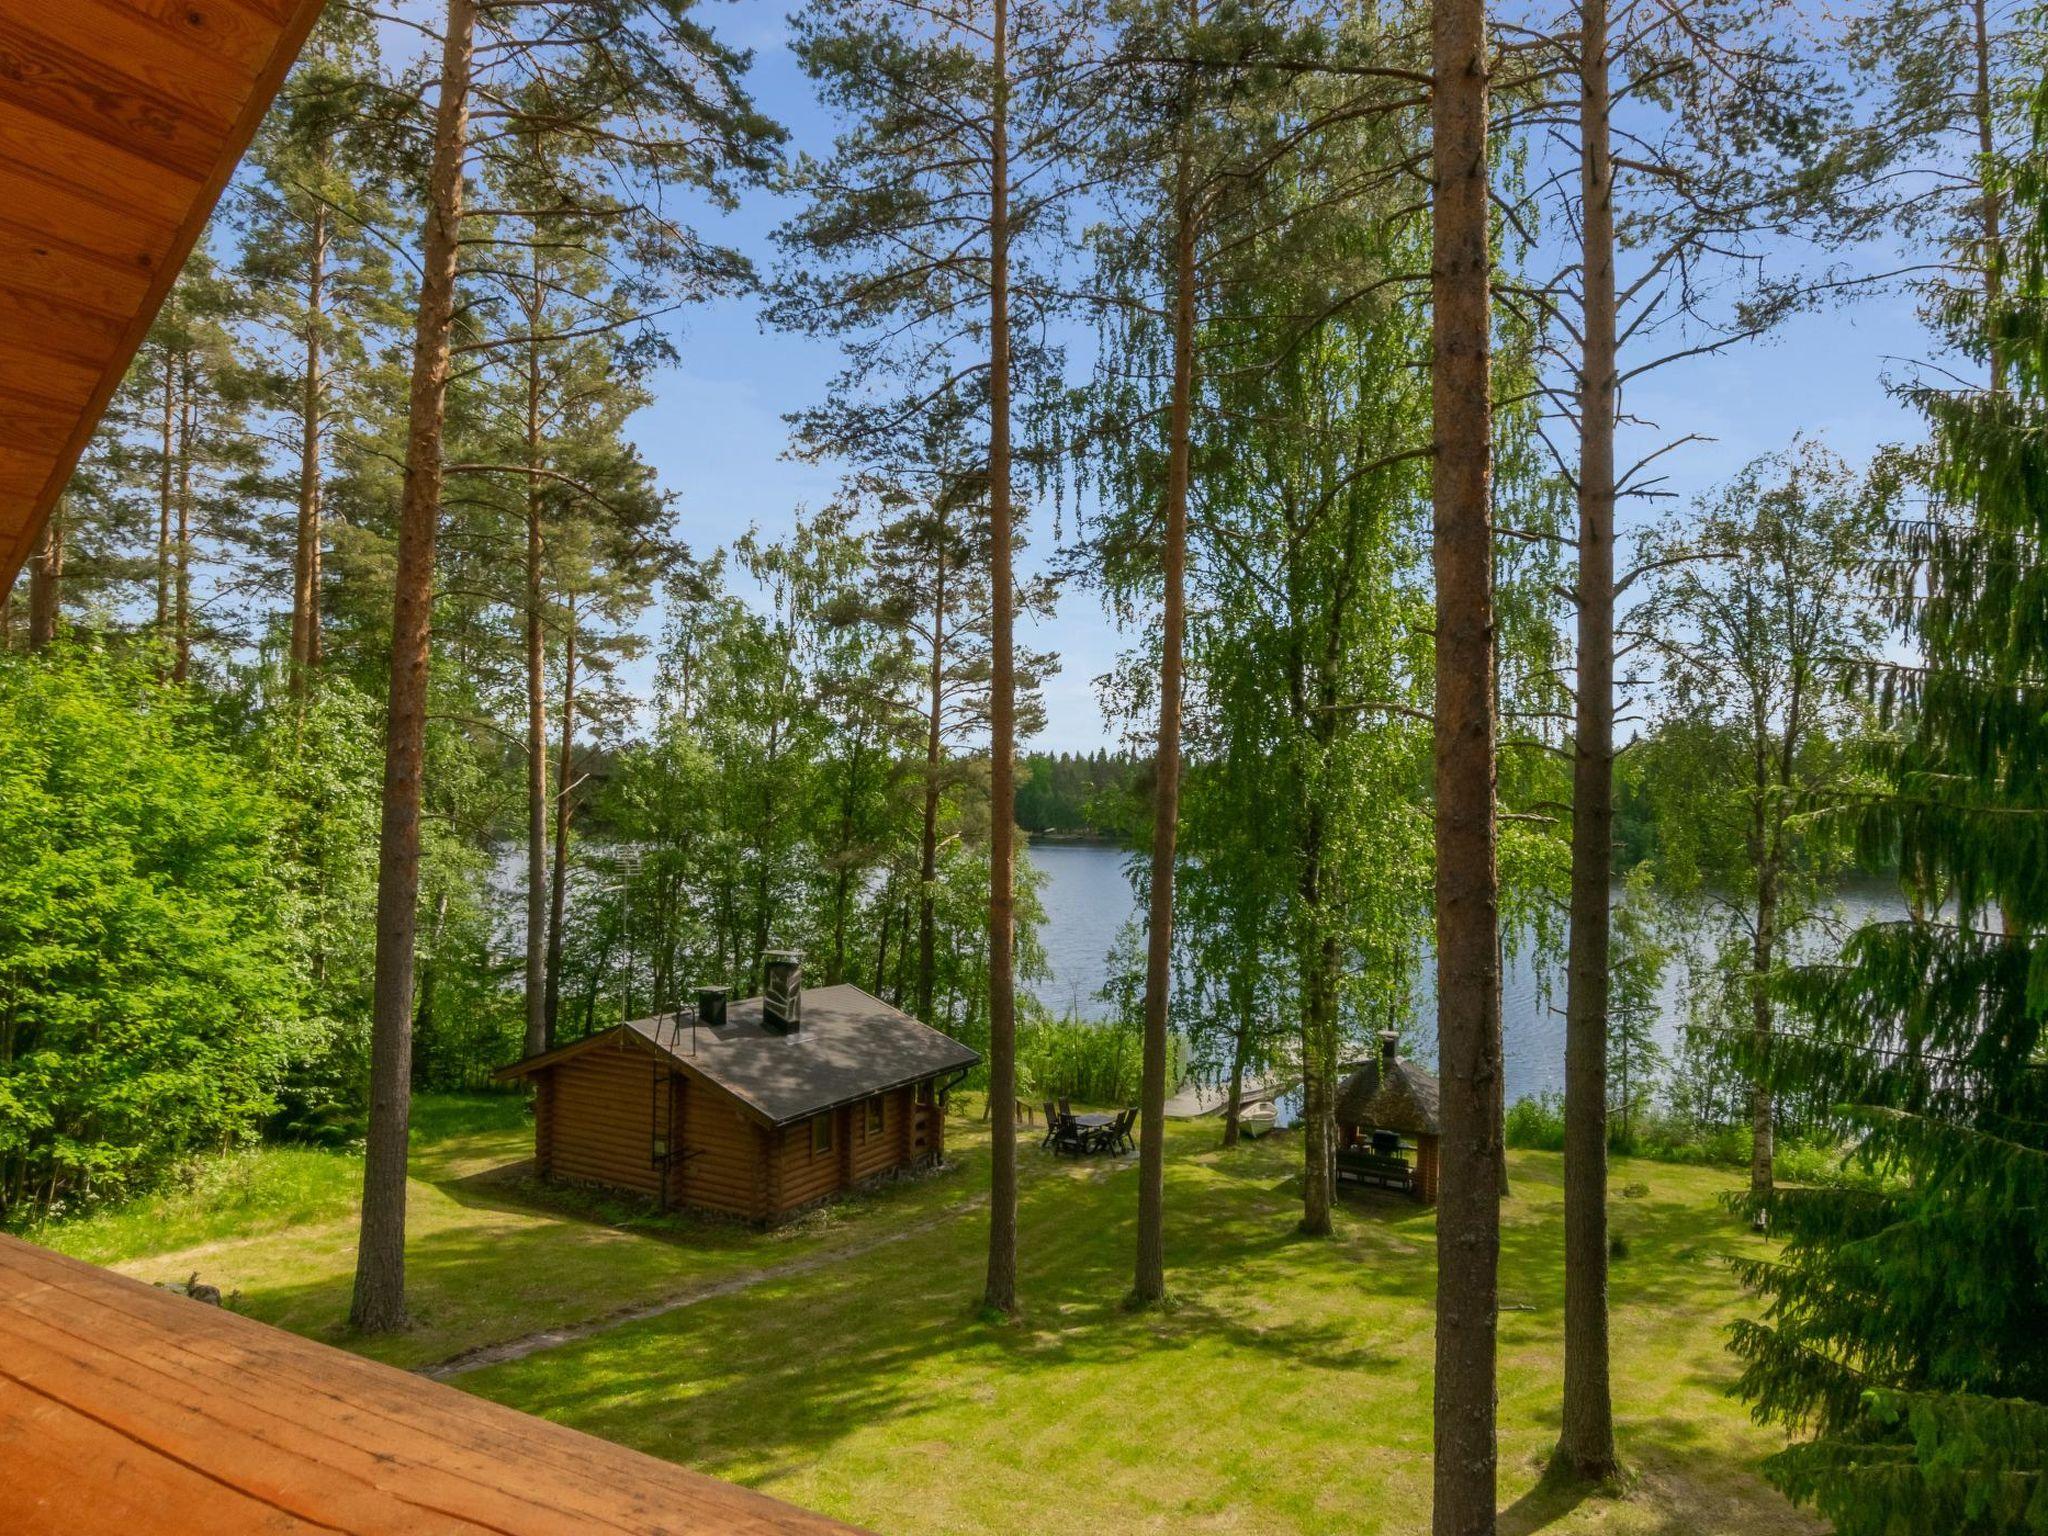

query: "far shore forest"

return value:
[4, 2, 2046, 1535]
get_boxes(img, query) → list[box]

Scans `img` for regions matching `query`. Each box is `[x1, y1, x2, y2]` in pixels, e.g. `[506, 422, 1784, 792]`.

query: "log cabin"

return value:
[495, 954, 980, 1222]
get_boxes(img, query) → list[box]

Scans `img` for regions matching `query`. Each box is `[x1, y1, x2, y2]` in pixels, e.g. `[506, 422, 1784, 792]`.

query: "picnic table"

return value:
[1042, 1106, 1134, 1156]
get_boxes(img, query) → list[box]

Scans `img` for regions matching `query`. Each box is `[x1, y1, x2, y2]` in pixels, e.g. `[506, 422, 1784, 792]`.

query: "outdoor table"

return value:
[1071, 1113, 1116, 1130]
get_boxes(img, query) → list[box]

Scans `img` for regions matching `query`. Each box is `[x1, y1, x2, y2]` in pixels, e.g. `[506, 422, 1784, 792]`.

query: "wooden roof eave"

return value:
[0, 0, 330, 588]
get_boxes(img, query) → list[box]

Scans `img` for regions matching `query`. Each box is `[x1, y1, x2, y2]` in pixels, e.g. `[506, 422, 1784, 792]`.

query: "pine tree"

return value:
[775, 0, 1093, 1314]
[348, 0, 777, 1331]
[233, 9, 401, 695]
[1430, 1, 1500, 1529]
[1727, 73, 2048, 1536]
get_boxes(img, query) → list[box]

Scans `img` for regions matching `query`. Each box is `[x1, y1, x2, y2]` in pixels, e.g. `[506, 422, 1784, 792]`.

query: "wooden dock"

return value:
[0, 1234, 863, 1535]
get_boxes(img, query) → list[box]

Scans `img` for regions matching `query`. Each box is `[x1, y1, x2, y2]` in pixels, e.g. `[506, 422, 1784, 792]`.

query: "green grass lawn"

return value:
[36, 1094, 1820, 1535]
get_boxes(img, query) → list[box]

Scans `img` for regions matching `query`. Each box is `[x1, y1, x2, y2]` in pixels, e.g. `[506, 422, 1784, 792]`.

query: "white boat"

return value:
[1238, 1103, 1279, 1138]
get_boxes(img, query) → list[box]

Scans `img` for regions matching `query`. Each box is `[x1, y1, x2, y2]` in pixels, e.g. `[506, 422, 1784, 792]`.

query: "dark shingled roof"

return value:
[1335, 1047, 1442, 1138]
[1335, 1059, 1386, 1127]
[506, 983, 980, 1127]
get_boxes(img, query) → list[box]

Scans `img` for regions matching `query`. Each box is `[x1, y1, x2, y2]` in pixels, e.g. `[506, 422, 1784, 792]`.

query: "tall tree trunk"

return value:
[523, 265, 550, 1061]
[544, 604, 578, 1050]
[1294, 779, 1336, 1235]
[1221, 1019, 1246, 1149]
[982, 0, 1019, 1317]
[1750, 859, 1777, 1199]
[1134, 101, 1198, 1307]
[350, 0, 475, 1336]
[1973, 0, 2005, 395]
[173, 360, 194, 684]
[26, 510, 60, 651]
[1298, 928, 1339, 1236]
[157, 353, 173, 640]
[291, 196, 327, 693]
[917, 553, 946, 1022]
[1430, 1, 1501, 1531]
[1557, 0, 1620, 1482]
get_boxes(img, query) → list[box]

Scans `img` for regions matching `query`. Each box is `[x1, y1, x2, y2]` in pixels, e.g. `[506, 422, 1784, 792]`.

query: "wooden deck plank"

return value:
[0, 1236, 865, 1536]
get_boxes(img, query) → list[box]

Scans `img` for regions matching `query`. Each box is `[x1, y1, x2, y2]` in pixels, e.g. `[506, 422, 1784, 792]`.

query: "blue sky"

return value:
[604, 0, 1936, 753]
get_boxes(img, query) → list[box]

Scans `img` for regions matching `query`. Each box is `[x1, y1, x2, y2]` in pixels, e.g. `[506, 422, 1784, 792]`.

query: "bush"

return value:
[1015, 1016, 1174, 1105]
[1505, 1093, 1567, 1150]
[0, 650, 300, 1225]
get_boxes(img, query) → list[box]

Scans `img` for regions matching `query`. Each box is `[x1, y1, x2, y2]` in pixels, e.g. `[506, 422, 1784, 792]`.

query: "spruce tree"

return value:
[1728, 72, 2048, 1536]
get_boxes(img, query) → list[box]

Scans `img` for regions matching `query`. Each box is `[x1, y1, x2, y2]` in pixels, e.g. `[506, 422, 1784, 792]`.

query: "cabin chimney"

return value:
[763, 951, 803, 1032]
[696, 985, 728, 1028]
[1379, 1030, 1400, 1072]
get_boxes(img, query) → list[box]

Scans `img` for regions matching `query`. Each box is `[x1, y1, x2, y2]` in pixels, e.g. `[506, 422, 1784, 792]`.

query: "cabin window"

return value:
[810, 1113, 833, 1156]
[864, 1097, 884, 1138]
[916, 1079, 935, 1106]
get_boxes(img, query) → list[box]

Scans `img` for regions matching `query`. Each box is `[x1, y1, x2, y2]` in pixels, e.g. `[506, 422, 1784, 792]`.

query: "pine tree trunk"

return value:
[1134, 108, 1198, 1307]
[291, 197, 327, 694]
[544, 606, 578, 1050]
[174, 361, 194, 684]
[26, 511, 59, 651]
[1750, 862, 1776, 1199]
[982, 0, 1019, 1317]
[1558, 0, 1619, 1482]
[916, 555, 945, 1023]
[350, 0, 474, 1336]
[157, 353, 173, 640]
[1973, 0, 2005, 395]
[523, 269, 550, 1061]
[1430, 1, 1501, 1530]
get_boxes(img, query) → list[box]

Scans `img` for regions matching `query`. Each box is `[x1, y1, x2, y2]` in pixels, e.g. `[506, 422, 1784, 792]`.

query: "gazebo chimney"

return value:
[1378, 1030, 1400, 1071]
[763, 951, 803, 1032]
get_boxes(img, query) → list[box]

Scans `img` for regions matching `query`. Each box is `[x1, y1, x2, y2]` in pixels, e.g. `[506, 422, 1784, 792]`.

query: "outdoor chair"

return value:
[1110, 1106, 1137, 1153]
[1040, 1101, 1062, 1150]
[1049, 1114, 1088, 1157]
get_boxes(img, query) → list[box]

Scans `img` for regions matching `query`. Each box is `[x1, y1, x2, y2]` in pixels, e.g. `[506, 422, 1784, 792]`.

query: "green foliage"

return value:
[1015, 1014, 1164, 1106]
[1729, 75, 2048, 1534]
[580, 536, 1048, 1055]
[1610, 871, 1670, 1146]
[246, 679, 381, 1139]
[1014, 751, 1138, 837]
[0, 651, 300, 1223]
[1505, 1094, 1568, 1152]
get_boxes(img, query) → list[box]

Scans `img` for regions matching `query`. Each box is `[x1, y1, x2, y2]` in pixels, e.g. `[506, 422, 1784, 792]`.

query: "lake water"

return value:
[493, 838, 1906, 1107]
[1028, 840, 1909, 1105]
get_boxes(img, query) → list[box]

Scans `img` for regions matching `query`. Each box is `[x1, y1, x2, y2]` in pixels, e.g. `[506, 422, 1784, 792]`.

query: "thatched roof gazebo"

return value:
[1334, 1031, 1442, 1203]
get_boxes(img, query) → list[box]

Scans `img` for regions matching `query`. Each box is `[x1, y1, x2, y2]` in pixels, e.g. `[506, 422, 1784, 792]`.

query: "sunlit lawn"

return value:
[37, 1092, 987, 1371]
[37, 1093, 1819, 1534]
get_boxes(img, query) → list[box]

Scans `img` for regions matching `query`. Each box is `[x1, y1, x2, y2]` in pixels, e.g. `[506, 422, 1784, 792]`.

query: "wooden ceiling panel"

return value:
[0, 16, 244, 180]
[0, 219, 158, 318]
[0, 0, 327, 592]
[70, 0, 286, 83]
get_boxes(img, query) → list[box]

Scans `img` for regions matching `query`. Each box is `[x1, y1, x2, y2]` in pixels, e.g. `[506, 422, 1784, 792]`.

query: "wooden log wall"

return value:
[542, 1045, 661, 1197]
[668, 1080, 768, 1221]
